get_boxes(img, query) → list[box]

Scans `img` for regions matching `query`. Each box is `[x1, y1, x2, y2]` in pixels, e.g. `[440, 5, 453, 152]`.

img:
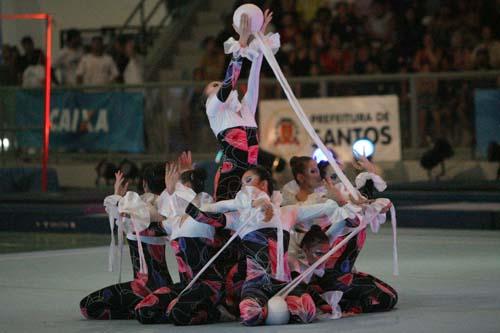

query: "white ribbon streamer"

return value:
[271, 191, 286, 282]
[118, 192, 151, 275]
[254, 31, 359, 200]
[363, 199, 399, 276]
[107, 208, 116, 273]
[318, 291, 343, 320]
[117, 216, 124, 283]
[390, 205, 399, 276]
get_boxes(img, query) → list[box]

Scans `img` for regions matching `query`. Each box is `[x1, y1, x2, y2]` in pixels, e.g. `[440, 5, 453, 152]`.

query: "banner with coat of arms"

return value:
[259, 95, 401, 162]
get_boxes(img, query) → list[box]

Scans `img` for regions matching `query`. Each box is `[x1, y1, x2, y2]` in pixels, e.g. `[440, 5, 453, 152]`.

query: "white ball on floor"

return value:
[265, 296, 289, 325]
[233, 4, 264, 33]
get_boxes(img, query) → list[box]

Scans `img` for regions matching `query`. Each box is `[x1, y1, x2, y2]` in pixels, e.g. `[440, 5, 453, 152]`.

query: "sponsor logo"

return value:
[274, 118, 299, 146]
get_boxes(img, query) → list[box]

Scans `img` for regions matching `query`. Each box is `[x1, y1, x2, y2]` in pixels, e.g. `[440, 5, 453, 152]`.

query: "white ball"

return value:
[233, 4, 264, 33]
[265, 296, 290, 325]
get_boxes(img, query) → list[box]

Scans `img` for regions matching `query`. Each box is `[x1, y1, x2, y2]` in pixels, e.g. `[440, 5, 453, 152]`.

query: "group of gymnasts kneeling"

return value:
[80, 10, 397, 326]
[80, 152, 398, 326]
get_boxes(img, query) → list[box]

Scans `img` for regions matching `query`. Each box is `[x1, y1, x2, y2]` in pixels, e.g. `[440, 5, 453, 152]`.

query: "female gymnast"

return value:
[80, 164, 172, 320]
[203, 10, 275, 201]
[189, 165, 351, 325]
[283, 155, 398, 317]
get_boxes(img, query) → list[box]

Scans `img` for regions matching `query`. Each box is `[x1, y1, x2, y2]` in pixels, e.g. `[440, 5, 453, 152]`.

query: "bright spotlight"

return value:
[312, 147, 331, 162]
[1, 138, 10, 150]
[352, 138, 375, 159]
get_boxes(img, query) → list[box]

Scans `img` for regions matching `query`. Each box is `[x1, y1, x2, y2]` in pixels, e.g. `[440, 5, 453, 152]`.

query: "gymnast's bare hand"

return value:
[262, 204, 274, 222]
[164, 162, 179, 195]
[114, 170, 128, 196]
[324, 176, 348, 206]
[261, 9, 273, 34]
[178, 151, 193, 173]
[349, 194, 369, 206]
[252, 198, 274, 222]
[234, 13, 252, 47]
[353, 155, 377, 174]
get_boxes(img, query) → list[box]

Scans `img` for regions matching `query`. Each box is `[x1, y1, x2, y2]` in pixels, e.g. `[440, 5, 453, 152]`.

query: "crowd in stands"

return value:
[198, 0, 500, 80]
[0, 30, 145, 87]
[2, 0, 500, 148]
[193, 0, 500, 147]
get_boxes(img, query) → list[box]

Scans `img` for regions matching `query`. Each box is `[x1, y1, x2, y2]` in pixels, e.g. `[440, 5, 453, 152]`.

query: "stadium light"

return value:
[352, 138, 375, 159]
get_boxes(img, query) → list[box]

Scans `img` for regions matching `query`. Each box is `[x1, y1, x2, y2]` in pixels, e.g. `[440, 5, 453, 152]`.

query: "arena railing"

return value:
[1, 70, 499, 162]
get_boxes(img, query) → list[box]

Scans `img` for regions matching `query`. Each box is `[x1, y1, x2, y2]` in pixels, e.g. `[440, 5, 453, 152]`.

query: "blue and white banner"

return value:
[474, 90, 500, 158]
[16, 90, 145, 152]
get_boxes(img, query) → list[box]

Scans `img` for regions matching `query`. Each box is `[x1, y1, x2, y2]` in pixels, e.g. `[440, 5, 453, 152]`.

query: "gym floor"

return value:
[1, 227, 499, 333]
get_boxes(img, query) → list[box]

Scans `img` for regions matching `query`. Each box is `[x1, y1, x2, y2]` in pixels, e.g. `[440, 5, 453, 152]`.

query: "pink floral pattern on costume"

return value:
[80, 224, 172, 321]
[139, 294, 159, 307]
[268, 238, 291, 279]
[215, 126, 259, 201]
[239, 298, 265, 325]
[246, 257, 267, 281]
[248, 145, 259, 165]
[286, 294, 316, 324]
[131, 272, 151, 298]
[225, 128, 249, 151]
[148, 244, 165, 263]
[303, 231, 398, 316]
[374, 280, 397, 300]
[357, 229, 367, 248]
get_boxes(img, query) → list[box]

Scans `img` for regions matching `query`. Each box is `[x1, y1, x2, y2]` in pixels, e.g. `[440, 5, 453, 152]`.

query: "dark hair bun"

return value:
[309, 225, 322, 233]
[289, 156, 313, 182]
[181, 168, 206, 194]
[142, 163, 166, 195]
[300, 224, 329, 249]
[290, 156, 300, 168]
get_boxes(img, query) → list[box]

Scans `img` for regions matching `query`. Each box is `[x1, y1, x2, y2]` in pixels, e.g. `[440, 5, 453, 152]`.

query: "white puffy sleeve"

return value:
[158, 190, 175, 218]
[104, 194, 122, 222]
[295, 199, 340, 223]
[201, 199, 238, 213]
[355, 172, 387, 192]
[292, 200, 361, 231]
[118, 191, 151, 232]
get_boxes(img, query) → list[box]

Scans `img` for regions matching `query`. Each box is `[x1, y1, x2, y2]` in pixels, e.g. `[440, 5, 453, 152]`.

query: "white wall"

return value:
[0, 0, 44, 51]
[1, 0, 165, 57]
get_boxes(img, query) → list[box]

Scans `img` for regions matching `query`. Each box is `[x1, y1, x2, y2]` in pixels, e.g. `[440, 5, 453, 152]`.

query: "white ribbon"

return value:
[254, 32, 359, 200]
[390, 205, 399, 276]
[271, 191, 286, 282]
[223, 32, 280, 61]
[249, 32, 280, 56]
[117, 216, 124, 283]
[104, 202, 118, 273]
[103, 195, 121, 275]
[362, 198, 399, 276]
[118, 191, 151, 275]
[318, 291, 343, 320]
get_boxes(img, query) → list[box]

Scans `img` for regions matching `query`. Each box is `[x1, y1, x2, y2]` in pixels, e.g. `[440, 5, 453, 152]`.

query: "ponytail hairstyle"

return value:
[180, 168, 207, 194]
[300, 225, 329, 250]
[246, 165, 275, 195]
[290, 156, 314, 183]
[142, 163, 166, 195]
